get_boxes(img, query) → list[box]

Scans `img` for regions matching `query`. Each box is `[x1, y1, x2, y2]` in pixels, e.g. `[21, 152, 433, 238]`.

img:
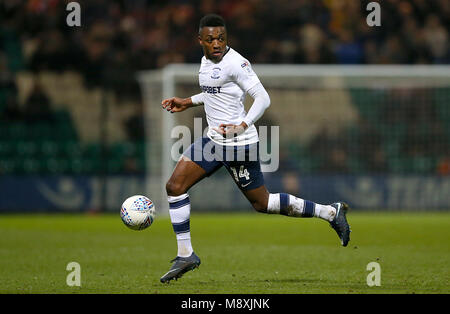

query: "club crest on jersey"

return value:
[211, 67, 221, 79]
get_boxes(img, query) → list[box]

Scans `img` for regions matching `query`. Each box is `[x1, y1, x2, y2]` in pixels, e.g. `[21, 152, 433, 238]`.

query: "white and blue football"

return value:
[120, 195, 155, 230]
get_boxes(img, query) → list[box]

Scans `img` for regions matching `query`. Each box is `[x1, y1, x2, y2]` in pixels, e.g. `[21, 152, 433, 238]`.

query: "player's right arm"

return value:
[161, 93, 204, 113]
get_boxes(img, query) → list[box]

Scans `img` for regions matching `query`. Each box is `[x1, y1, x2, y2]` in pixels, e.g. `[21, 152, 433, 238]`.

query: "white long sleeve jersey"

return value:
[192, 47, 269, 146]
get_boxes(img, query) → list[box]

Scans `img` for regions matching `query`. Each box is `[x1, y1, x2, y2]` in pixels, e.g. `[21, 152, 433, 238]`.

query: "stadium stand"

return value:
[0, 0, 449, 176]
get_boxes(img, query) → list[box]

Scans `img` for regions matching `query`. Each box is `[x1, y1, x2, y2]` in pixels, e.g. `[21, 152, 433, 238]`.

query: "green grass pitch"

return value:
[0, 211, 449, 294]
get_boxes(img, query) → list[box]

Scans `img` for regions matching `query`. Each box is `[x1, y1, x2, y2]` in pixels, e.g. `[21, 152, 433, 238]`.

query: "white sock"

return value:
[168, 193, 193, 257]
[314, 204, 337, 222]
[267, 193, 336, 222]
[175, 232, 193, 258]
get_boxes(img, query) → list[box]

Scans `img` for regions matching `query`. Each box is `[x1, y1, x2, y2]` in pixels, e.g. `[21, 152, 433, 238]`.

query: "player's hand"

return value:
[213, 122, 248, 138]
[161, 97, 191, 113]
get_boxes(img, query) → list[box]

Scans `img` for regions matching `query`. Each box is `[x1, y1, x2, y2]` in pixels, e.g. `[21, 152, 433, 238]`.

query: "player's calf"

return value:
[166, 180, 186, 197]
[242, 186, 269, 213]
[250, 199, 268, 213]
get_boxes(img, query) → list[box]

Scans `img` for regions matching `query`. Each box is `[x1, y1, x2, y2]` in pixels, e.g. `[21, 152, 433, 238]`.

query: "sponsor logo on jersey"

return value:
[200, 85, 222, 94]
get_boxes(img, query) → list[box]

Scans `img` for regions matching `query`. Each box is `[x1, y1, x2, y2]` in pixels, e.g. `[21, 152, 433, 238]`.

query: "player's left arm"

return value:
[215, 83, 270, 136]
[242, 82, 271, 127]
[214, 61, 270, 137]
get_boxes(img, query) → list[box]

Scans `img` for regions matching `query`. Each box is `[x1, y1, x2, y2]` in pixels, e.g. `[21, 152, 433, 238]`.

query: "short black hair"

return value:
[199, 14, 226, 33]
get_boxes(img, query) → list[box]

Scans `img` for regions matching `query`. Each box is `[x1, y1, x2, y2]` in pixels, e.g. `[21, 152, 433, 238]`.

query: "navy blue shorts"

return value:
[183, 137, 265, 191]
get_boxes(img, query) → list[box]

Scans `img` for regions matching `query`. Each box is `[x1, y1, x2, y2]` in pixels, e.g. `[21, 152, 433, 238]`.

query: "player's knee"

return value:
[165, 179, 186, 196]
[251, 200, 268, 213]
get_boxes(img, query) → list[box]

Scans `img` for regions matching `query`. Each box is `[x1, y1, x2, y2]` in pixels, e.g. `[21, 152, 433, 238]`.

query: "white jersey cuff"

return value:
[191, 93, 204, 106]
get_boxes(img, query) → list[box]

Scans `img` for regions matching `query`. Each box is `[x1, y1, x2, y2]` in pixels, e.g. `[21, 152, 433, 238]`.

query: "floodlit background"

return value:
[1, 0, 449, 296]
[0, 0, 449, 212]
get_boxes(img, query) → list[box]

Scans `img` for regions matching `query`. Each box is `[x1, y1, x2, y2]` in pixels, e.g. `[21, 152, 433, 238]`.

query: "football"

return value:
[120, 195, 155, 230]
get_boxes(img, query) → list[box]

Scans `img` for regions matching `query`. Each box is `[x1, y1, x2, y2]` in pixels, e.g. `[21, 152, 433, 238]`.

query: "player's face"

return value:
[198, 26, 227, 62]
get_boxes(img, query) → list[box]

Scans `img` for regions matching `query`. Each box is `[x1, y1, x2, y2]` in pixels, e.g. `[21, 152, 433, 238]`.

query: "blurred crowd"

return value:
[1, 0, 449, 95]
[1, 0, 449, 176]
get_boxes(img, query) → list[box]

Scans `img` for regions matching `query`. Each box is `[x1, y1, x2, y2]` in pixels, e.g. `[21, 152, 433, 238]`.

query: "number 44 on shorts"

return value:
[231, 166, 250, 182]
